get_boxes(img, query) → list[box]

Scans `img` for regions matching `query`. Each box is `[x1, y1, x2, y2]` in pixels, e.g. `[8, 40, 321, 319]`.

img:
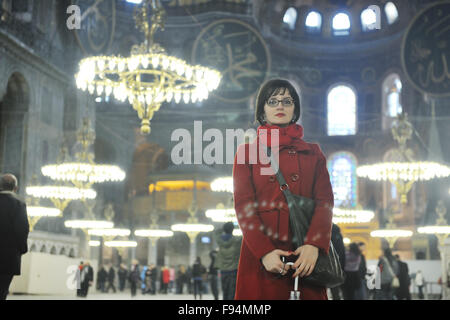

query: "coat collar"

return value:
[249, 137, 311, 152]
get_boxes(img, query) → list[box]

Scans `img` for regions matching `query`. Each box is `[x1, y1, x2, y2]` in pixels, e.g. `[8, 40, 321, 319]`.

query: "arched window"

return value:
[327, 84, 357, 136]
[361, 6, 381, 31]
[327, 152, 358, 208]
[382, 74, 402, 130]
[332, 12, 351, 36]
[385, 2, 399, 25]
[283, 7, 297, 30]
[305, 11, 322, 33]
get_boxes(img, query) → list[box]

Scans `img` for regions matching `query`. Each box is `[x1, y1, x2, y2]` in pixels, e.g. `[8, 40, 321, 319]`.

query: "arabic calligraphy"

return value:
[402, 2, 450, 96]
[73, 0, 116, 55]
[192, 19, 270, 103]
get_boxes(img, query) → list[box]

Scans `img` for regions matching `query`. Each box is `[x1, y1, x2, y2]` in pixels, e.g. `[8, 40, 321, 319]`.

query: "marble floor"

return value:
[7, 291, 217, 300]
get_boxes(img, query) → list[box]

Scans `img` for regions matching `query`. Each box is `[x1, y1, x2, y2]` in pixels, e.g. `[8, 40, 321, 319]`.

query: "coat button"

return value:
[291, 174, 299, 182]
[269, 176, 276, 182]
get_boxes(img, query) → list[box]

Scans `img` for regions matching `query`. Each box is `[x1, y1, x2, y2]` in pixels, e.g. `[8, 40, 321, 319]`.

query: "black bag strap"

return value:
[265, 147, 292, 197]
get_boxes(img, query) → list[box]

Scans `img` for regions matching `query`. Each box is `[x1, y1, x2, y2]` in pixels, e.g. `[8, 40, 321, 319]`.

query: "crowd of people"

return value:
[76, 222, 242, 299]
[330, 224, 428, 300]
[77, 222, 435, 300]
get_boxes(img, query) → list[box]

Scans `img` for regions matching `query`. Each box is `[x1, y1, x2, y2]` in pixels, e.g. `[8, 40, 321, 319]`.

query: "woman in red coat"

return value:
[233, 79, 334, 300]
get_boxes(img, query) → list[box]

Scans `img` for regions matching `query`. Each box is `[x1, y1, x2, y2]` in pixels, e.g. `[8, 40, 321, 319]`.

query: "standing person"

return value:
[208, 250, 219, 300]
[186, 266, 193, 294]
[192, 257, 207, 300]
[105, 264, 116, 293]
[0, 174, 29, 300]
[129, 260, 140, 297]
[329, 224, 346, 300]
[150, 264, 158, 295]
[415, 270, 425, 300]
[394, 255, 411, 300]
[144, 266, 152, 294]
[233, 79, 334, 300]
[169, 266, 176, 293]
[118, 264, 128, 292]
[76, 261, 84, 297]
[342, 243, 362, 300]
[80, 262, 94, 298]
[214, 222, 242, 300]
[162, 266, 170, 294]
[176, 265, 187, 294]
[97, 265, 108, 293]
[356, 242, 368, 300]
[376, 248, 399, 300]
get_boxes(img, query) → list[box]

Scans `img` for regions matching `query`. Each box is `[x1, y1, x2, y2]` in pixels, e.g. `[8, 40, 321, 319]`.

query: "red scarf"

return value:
[257, 123, 304, 148]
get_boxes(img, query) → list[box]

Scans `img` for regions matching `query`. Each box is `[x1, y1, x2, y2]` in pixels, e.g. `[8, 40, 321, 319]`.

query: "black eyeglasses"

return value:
[267, 97, 294, 107]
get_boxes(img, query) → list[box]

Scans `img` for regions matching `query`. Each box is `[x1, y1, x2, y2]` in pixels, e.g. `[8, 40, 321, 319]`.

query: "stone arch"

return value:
[40, 245, 47, 253]
[0, 72, 30, 188]
[59, 247, 66, 256]
[68, 248, 75, 258]
[50, 246, 57, 255]
[30, 244, 37, 252]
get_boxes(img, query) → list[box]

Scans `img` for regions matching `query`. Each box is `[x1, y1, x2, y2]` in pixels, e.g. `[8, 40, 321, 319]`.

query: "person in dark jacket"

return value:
[342, 243, 362, 300]
[394, 255, 411, 300]
[329, 224, 345, 300]
[192, 257, 207, 300]
[105, 264, 116, 293]
[356, 242, 368, 300]
[214, 222, 242, 300]
[209, 250, 219, 300]
[129, 260, 140, 297]
[0, 174, 29, 300]
[80, 261, 94, 297]
[118, 264, 128, 292]
[97, 265, 108, 292]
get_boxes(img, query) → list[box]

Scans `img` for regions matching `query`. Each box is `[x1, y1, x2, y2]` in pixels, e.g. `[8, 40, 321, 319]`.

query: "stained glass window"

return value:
[327, 152, 358, 208]
[327, 84, 357, 136]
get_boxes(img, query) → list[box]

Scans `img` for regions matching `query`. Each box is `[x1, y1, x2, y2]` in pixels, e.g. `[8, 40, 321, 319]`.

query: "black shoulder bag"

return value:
[266, 147, 345, 289]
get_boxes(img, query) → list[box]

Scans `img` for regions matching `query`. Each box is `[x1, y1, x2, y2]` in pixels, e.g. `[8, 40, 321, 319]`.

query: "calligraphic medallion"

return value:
[192, 19, 271, 103]
[401, 2, 450, 97]
[73, 0, 116, 55]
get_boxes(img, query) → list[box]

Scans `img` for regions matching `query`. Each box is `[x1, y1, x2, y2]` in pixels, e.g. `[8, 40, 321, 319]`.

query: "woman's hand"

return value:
[261, 249, 291, 276]
[292, 245, 319, 278]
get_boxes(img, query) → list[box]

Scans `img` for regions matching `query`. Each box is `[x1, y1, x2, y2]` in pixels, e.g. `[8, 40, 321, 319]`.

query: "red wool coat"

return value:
[232, 128, 334, 300]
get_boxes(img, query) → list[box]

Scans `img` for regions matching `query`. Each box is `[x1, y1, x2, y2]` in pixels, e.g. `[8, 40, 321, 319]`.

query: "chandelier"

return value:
[205, 207, 237, 223]
[88, 228, 131, 237]
[74, 0, 222, 135]
[171, 200, 214, 243]
[41, 119, 126, 188]
[64, 220, 114, 230]
[104, 241, 138, 248]
[370, 213, 413, 248]
[26, 198, 62, 232]
[211, 177, 233, 193]
[357, 113, 450, 204]
[332, 207, 375, 224]
[418, 200, 450, 246]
